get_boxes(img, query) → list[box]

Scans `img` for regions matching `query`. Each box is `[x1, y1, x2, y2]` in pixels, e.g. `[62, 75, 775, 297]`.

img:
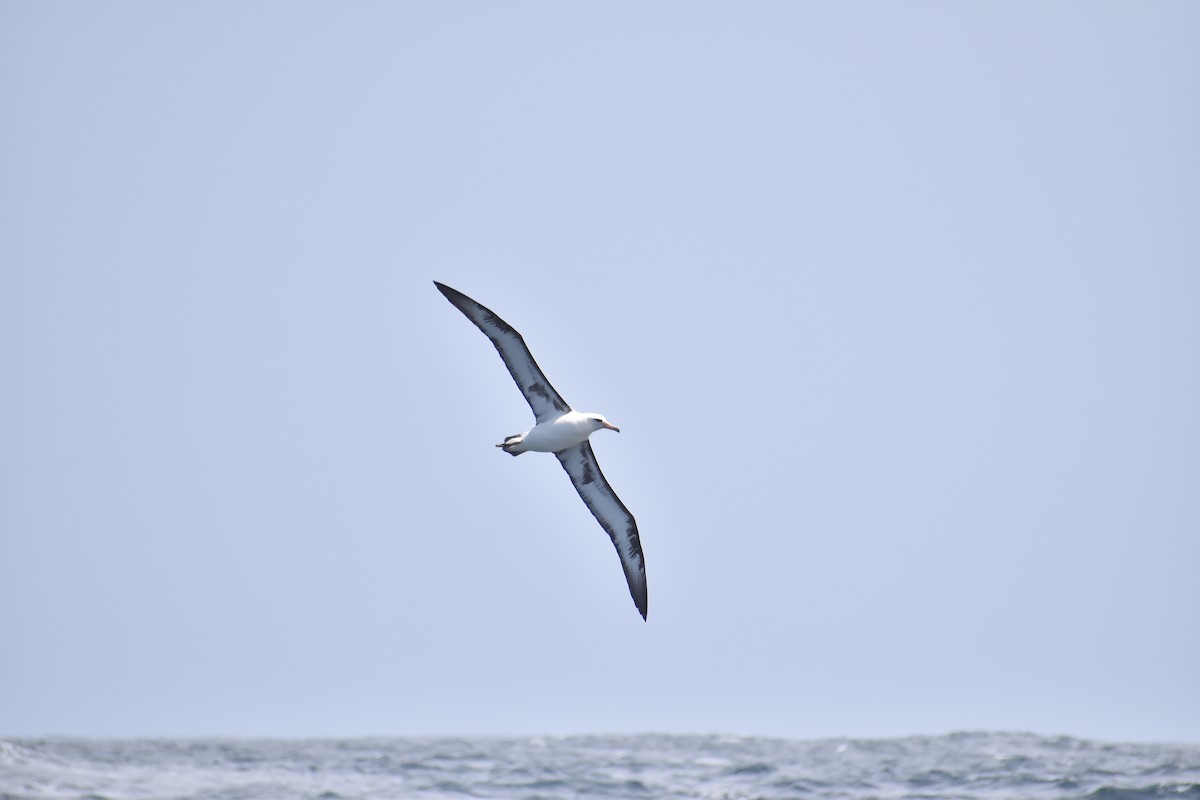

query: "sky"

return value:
[2, 3, 1198, 744]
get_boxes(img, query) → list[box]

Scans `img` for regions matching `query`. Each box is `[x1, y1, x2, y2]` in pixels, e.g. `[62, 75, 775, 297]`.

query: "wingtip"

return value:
[434, 281, 472, 309]
[434, 281, 466, 309]
[634, 587, 648, 621]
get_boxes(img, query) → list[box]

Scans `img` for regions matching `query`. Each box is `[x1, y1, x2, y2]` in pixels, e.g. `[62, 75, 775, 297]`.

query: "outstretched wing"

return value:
[556, 441, 648, 620]
[434, 281, 571, 423]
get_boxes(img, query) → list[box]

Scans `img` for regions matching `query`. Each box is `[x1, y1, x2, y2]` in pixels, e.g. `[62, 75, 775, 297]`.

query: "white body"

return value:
[503, 411, 618, 454]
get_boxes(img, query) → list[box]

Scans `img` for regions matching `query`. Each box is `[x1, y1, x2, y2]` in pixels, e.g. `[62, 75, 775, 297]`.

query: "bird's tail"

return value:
[496, 433, 525, 456]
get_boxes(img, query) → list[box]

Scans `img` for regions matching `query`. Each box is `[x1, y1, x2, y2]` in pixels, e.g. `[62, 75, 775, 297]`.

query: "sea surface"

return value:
[3, 732, 1199, 800]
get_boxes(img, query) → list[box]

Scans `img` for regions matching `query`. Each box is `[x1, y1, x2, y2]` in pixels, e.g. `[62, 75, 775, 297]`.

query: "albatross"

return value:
[434, 281, 648, 620]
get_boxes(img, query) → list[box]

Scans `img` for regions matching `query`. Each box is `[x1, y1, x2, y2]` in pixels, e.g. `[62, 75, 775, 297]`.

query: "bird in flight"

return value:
[434, 281, 648, 620]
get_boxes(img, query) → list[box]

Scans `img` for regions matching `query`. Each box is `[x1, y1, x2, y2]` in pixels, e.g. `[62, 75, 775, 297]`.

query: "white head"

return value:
[586, 413, 621, 433]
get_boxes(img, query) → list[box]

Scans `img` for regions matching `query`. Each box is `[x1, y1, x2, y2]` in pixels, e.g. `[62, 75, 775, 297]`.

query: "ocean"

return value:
[2, 732, 1198, 800]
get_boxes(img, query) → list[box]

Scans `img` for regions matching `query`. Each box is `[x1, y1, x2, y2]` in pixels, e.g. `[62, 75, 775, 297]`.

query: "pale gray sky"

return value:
[2, 2, 1198, 743]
